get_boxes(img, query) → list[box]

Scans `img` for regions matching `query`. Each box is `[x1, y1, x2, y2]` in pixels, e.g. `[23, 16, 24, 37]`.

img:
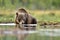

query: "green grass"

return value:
[0, 12, 60, 23]
[30, 13, 60, 23]
[0, 9, 60, 23]
[0, 14, 15, 23]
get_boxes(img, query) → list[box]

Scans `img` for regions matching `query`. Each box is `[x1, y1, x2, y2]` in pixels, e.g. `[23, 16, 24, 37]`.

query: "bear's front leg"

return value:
[19, 20, 25, 30]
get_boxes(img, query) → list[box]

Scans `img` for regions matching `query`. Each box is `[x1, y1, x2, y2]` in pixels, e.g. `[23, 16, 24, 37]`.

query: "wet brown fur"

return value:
[15, 8, 37, 30]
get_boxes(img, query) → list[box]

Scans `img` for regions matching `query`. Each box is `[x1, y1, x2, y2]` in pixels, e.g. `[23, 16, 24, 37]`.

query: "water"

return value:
[0, 23, 60, 40]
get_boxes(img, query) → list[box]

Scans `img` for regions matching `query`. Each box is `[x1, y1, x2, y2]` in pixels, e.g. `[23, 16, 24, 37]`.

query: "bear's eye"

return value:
[16, 12, 18, 16]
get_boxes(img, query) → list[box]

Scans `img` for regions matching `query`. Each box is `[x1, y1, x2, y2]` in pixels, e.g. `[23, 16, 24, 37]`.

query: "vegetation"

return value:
[0, 0, 60, 23]
[0, 0, 60, 10]
[0, 14, 15, 23]
[0, 11, 60, 23]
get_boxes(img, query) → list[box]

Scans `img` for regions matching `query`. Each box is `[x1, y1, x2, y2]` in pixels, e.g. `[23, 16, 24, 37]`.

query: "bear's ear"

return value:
[18, 8, 27, 13]
[16, 12, 18, 16]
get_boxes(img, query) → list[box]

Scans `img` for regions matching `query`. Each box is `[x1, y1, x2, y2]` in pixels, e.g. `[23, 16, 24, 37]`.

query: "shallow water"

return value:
[0, 23, 60, 40]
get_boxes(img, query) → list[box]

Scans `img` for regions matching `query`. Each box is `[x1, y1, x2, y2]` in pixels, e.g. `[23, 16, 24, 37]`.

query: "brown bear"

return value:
[15, 8, 37, 30]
